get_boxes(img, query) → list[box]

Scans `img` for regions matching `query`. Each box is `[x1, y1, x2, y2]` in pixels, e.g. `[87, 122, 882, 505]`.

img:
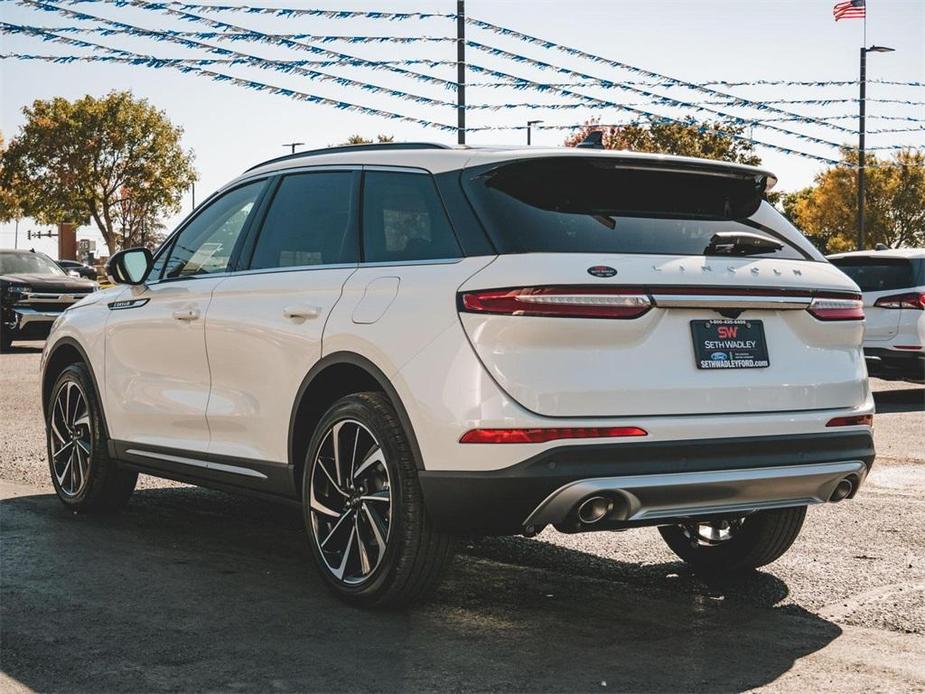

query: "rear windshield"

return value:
[830, 257, 916, 291]
[461, 158, 813, 260]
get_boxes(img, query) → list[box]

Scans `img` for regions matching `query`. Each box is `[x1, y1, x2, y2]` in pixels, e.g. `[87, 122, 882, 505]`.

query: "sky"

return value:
[1, 0, 923, 259]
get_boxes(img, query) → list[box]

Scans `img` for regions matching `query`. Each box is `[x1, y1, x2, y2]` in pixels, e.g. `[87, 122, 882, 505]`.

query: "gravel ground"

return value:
[2, 342, 924, 692]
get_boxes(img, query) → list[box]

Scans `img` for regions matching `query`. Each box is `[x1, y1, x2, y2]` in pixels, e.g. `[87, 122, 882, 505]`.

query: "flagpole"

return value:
[858, 12, 866, 250]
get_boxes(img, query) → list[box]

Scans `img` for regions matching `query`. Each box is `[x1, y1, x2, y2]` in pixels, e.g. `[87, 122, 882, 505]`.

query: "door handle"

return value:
[283, 305, 321, 320]
[172, 308, 200, 321]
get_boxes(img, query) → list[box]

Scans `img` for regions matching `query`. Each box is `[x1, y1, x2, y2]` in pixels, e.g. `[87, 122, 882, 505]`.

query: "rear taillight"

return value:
[459, 426, 648, 444]
[459, 287, 652, 319]
[807, 293, 864, 321]
[826, 414, 873, 427]
[874, 292, 925, 310]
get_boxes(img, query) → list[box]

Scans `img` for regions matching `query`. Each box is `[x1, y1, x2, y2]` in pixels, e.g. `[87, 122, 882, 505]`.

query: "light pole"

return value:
[526, 120, 543, 146]
[858, 45, 894, 250]
[282, 142, 304, 155]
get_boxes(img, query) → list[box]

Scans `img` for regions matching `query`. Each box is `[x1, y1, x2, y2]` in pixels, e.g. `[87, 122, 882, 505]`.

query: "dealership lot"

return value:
[1, 342, 923, 692]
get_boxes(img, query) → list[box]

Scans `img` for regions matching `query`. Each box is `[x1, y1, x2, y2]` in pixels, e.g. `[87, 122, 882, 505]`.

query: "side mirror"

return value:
[106, 247, 153, 285]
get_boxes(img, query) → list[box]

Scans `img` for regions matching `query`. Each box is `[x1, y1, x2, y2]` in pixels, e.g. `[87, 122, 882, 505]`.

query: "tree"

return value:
[0, 131, 24, 224]
[564, 116, 762, 166]
[0, 91, 197, 254]
[343, 134, 394, 145]
[783, 148, 925, 252]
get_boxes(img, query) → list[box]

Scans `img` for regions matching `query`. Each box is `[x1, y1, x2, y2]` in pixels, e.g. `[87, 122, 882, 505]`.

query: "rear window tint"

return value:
[830, 257, 915, 291]
[461, 158, 812, 260]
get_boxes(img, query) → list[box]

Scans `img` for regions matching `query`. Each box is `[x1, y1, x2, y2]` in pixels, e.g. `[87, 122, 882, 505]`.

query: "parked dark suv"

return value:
[1, 249, 97, 352]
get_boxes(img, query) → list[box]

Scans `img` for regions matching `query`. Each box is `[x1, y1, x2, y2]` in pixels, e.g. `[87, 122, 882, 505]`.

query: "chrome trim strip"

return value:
[523, 461, 867, 528]
[652, 294, 812, 310]
[124, 448, 268, 479]
[12, 307, 61, 326]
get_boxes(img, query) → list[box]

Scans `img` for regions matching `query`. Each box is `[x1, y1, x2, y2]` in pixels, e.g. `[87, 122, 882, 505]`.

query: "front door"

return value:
[105, 179, 266, 453]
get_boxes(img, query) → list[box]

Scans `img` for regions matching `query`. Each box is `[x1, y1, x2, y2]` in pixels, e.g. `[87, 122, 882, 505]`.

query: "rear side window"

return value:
[362, 171, 461, 263]
[461, 157, 811, 260]
[250, 172, 358, 270]
[830, 257, 915, 291]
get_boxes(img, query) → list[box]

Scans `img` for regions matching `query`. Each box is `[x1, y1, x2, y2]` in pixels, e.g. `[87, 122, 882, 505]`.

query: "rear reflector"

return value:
[460, 287, 652, 319]
[874, 292, 925, 310]
[459, 426, 648, 444]
[807, 294, 864, 321]
[826, 414, 873, 427]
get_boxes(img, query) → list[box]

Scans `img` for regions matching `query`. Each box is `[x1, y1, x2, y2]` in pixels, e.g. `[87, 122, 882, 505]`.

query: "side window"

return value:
[249, 172, 358, 270]
[160, 180, 264, 279]
[362, 171, 461, 263]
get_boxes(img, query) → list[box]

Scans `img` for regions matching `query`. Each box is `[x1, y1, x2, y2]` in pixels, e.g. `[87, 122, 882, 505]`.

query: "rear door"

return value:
[204, 168, 360, 464]
[456, 157, 867, 418]
[830, 256, 915, 341]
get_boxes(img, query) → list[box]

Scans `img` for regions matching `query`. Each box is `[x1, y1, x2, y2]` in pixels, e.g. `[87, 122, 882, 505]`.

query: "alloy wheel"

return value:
[309, 419, 393, 585]
[50, 381, 92, 497]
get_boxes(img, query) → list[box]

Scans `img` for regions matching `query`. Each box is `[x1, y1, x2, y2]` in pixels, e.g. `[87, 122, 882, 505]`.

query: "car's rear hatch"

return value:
[456, 155, 866, 418]
[829, 255, 917, 341]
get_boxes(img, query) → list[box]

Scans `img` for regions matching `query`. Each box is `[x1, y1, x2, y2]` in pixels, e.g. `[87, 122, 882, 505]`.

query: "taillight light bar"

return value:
[807, 293, 864, 321]
[826, 414, 873, 427]
[460, 287, 652, 319]
[874, 292, 925, 310]
[459, 426, 648, 444]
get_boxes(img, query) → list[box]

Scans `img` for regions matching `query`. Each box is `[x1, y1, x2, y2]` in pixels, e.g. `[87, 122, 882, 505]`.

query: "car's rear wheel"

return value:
[658, 506, 806, 573]
[303, 392, 454, 607]
[47, 363, 137, 511]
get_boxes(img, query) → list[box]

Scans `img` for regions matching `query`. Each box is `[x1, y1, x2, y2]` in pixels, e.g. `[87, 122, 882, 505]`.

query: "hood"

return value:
[0, 273, 97, 292]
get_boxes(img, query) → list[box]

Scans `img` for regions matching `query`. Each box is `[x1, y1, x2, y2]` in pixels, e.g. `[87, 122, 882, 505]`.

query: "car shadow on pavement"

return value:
[873, 387, 925, 414]
[1, 487, 842, 693]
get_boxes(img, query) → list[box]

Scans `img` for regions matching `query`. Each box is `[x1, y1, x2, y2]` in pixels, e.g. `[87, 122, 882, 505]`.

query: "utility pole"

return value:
[857, 45, 894, 251]
[282, 142, 304, 154]
[526, 120, 543, 146]
[457, 0, 466, 145]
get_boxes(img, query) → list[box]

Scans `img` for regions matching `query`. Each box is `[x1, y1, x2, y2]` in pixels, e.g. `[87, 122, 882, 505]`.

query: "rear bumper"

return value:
[864, 348, 924, 379]
[418, 431, 875, 535]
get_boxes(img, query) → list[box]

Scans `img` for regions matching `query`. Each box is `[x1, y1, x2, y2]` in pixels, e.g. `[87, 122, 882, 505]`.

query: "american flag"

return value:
[833, 0, 866, 21]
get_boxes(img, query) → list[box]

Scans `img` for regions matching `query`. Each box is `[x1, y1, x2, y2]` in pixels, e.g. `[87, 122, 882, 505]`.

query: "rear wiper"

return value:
[704, 231, 784, 257]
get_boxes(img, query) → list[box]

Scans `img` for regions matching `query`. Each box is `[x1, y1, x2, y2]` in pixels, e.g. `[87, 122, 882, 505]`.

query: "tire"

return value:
[302, 392, 455, 608]
[46, 363, 137, 512]
[658, 506, 807, 574]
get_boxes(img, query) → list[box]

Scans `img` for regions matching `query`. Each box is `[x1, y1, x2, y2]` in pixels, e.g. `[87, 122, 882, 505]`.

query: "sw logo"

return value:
[717, 326, 739, 339]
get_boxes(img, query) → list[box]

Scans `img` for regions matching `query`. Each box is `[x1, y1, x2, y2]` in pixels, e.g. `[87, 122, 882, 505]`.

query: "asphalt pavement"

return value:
[2, 342, 924, 692]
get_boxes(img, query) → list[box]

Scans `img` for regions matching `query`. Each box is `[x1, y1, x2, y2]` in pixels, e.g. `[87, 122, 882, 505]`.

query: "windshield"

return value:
[0, 251, 66, 276]
[830, 257, 916, 292]
[462, 158, 814, 260]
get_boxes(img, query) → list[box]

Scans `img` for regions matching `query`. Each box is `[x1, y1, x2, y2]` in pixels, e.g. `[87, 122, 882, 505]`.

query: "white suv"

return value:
[41, 143, 875, 607]
[829, 249, 925, 381]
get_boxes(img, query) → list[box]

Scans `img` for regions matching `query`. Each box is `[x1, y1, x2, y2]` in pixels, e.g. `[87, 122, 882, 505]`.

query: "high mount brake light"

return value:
[874, 292, 925, 310]
[807, 294, 864, 321]
[459, 287, 652, 319]
[826, 414, 873, 427]
[459, 426, 649, 444]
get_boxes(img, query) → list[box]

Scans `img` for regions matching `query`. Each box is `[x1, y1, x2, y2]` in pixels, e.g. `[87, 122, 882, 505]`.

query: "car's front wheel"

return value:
[303, 392, 455, 607]
[658, 506, 807, 574]
[46, 363, 137, 511]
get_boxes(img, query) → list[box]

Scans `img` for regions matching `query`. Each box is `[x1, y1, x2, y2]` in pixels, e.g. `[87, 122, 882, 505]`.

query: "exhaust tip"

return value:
[830, 478, 854, 503]
[577, 496, 613, 524]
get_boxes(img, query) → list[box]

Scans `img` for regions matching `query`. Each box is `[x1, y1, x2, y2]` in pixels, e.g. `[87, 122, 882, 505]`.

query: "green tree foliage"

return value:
[564, 116, 762, 166]
[783, 148, 925, 252]
[0, 91, 197, 253]
[0, 131, 25, 224]
[343, 134, 395, 145]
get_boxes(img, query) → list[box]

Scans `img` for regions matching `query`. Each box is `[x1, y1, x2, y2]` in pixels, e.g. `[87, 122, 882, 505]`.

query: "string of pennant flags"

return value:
[2, 0, 921, 165]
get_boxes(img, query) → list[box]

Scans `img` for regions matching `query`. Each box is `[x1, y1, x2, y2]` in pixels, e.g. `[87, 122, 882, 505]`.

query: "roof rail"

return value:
[244, 142, 454, 172]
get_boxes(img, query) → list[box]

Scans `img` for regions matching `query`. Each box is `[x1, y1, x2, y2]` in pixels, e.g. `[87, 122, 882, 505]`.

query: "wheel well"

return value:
[42, 343, 86, 415]
[290, 362, 384, 494]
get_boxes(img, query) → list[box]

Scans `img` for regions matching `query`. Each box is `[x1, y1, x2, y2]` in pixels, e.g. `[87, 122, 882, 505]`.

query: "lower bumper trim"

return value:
[523, 460, 867, 528]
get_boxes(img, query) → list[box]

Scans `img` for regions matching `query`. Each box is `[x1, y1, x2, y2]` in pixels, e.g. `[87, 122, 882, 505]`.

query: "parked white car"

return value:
[829, 248, 925, 381]
[41, 143, 874, 607]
